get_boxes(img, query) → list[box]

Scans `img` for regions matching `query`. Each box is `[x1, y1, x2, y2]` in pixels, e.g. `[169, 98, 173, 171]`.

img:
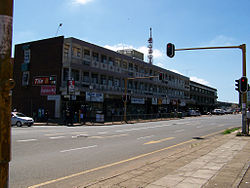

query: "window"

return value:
[92, 73, 98, 84]
[82, 72, 89, 82]
[101, 75, 107, 85]
[64, 44, 70, 58]
[72, 69, 80, 81]
[114, 78, 120, 87]
[92, 52, 99, 61]
[22, 71, 30, 86]
[63, 68, 69, 81]
[101, 55, 107, 63]
[108, 77, 113, 86]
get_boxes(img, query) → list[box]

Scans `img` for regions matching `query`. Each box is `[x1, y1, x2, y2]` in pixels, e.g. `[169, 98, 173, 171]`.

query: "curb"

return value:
[233, 161, 250, 188]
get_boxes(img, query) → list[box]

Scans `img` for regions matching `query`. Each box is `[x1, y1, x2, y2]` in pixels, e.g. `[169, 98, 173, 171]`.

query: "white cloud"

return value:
[169, 69, 184, 76]
[190, 76, 210, 86]
[207, 35, 236, 46]
[104, 43, 164, 60]
[72, 0, 94, 5]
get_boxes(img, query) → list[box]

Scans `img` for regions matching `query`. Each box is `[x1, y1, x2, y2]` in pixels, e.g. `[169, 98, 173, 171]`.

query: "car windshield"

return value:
[15, 113, 27, 117]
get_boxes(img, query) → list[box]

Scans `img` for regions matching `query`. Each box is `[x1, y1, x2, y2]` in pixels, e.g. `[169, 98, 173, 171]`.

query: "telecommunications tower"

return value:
[148, 27, 153, 64]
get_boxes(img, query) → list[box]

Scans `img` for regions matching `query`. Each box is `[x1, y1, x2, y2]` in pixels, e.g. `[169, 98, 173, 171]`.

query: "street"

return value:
[10, 114, 241, 188]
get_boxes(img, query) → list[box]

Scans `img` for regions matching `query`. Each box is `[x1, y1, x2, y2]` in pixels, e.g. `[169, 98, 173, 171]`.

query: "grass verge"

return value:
[222, 127, 240, 135]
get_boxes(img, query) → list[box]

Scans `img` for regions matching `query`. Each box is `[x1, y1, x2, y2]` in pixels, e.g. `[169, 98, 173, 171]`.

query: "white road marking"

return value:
[44, 133, 65, 136]
[17, 139, 37, 142]
[218, 124, 225, 127]
[137, 135, 155, 140]
[60, 145, 97, 153]
[49, 136, 65, 139]
[72, 134, 88, 138]
[175, 129, 185, 133]
[116, 124, 172, 133]
[196, 125, 204, 128]
[98, 132, 107, 134]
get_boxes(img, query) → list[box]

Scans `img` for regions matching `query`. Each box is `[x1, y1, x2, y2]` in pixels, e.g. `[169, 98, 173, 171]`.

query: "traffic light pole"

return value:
[0, 1, 14, 187]
[175, 44, 248, 135]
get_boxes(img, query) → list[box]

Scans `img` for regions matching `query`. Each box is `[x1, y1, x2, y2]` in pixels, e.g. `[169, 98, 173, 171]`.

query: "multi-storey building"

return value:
[13, 36, 212, 120]
[189, 81, 217, 113]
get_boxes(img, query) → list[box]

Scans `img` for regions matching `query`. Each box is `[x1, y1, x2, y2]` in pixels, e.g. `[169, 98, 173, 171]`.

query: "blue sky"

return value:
[13, 0, 250, 103]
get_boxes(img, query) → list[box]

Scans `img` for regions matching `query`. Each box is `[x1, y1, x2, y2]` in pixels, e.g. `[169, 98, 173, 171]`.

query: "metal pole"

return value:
[240, 44, 248, 134]
[0, 1, 14, 187]
[123, 78, 127, 123]
[175, 44, 247, 135]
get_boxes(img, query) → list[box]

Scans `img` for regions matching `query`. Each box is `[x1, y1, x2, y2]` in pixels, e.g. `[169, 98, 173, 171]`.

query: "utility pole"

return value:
[0, 0, 14, 187]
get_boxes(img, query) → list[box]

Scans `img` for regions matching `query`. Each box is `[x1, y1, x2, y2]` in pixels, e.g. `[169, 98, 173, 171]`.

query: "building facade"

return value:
[13, 36, 216, 121]
[189, 81, 218, 113]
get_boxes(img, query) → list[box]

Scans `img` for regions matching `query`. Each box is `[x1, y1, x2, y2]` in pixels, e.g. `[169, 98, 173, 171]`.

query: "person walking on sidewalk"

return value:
[247, 107, 250, 132]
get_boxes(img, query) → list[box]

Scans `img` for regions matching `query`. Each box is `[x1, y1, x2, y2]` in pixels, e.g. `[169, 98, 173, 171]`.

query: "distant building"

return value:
[117, 49, 144, 61]
[189, 81, 217, 113]
[12, 36, 217, 120]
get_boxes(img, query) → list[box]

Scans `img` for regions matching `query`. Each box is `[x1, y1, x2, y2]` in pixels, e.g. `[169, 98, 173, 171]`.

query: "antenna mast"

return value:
[148, 27, 153, 64]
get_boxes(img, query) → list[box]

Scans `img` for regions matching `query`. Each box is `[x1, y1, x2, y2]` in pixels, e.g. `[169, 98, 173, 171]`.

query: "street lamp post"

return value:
[89, 85, 93, 123]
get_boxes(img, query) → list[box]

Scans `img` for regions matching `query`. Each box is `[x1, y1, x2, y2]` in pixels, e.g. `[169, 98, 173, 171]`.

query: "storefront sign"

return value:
[68, 80, 75, 94]
[86, 92, 104, 102]
[41, 85, 56, 96]
[34, 76, 56, 86]
[47, 95, 60, 100]
[131, 97, 145, 104]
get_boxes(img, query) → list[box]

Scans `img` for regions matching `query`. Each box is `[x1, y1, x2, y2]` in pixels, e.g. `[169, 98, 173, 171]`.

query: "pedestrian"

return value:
[247, 107, 250, 132]
[45, 110, 49, 125]
[65, 108, 70, 125]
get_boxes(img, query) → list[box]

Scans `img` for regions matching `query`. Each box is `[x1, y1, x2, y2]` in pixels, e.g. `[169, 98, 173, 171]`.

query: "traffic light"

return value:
[235, 79, 239, 92]
[166, 43, 175, 58]
[239, 76, 248, 93]
[159, 72, 163, 80]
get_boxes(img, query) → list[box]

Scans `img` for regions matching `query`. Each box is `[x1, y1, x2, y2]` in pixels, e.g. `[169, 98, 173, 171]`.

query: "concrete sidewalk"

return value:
[80, 130, 250, 188]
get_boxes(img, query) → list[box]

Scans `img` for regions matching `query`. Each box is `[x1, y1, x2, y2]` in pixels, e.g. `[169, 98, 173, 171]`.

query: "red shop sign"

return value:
[41, 85, 56, 96]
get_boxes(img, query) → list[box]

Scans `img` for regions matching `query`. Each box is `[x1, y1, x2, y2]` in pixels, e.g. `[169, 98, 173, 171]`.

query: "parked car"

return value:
[11, 112, 34, 127]
[212, 109, 225, 115]
[188, 110, 201, 116]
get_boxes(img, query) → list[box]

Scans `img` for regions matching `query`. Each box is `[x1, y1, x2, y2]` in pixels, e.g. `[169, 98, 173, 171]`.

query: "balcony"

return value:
[100, 63, 108, 70]
[91, 61, 100, 68]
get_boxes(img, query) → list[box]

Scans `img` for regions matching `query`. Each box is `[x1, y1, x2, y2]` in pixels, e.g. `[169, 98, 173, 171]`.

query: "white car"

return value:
[11, 112, 34, 127]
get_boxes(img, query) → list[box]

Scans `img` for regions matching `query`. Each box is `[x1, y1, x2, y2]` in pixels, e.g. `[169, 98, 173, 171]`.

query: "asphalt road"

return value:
[9, 114, 241, 188]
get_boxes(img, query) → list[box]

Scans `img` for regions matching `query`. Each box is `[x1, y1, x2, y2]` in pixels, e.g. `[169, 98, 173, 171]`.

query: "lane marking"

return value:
[17, 139, 37, 142]
[144, 137, 175, 145]
[90, 134, 128, 139]
[175, 129, 185, 133]
[72, 134, 88, 138]
[116, 124, 172, 133]
[137, 135, 155, 140]
[44, 133, 65, 137]
[28, 128, 237, 188]
[98, 131, 107, 134]
[28, 139, 193, 188]
[60, 145, 97, 153]
[50, 136, 65, 140]
[196, 125, 204, 128]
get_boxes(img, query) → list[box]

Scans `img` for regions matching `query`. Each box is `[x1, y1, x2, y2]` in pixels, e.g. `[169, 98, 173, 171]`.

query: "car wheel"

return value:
[16, 121, 22, 127]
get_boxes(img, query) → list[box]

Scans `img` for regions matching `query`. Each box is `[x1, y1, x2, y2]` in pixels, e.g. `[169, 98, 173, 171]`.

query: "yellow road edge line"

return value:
[28, 127, 233, 188]
[28, 139, 193, 188]
[144, 137, 175, 145]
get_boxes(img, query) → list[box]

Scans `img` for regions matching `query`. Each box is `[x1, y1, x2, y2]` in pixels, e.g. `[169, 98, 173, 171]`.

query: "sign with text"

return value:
[131, 97, 145, 104]
[67, 80, 75, 94]
[41, 85, 56, 96]
[86, 92, 104, 102]
[33, 76, 56, 86]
